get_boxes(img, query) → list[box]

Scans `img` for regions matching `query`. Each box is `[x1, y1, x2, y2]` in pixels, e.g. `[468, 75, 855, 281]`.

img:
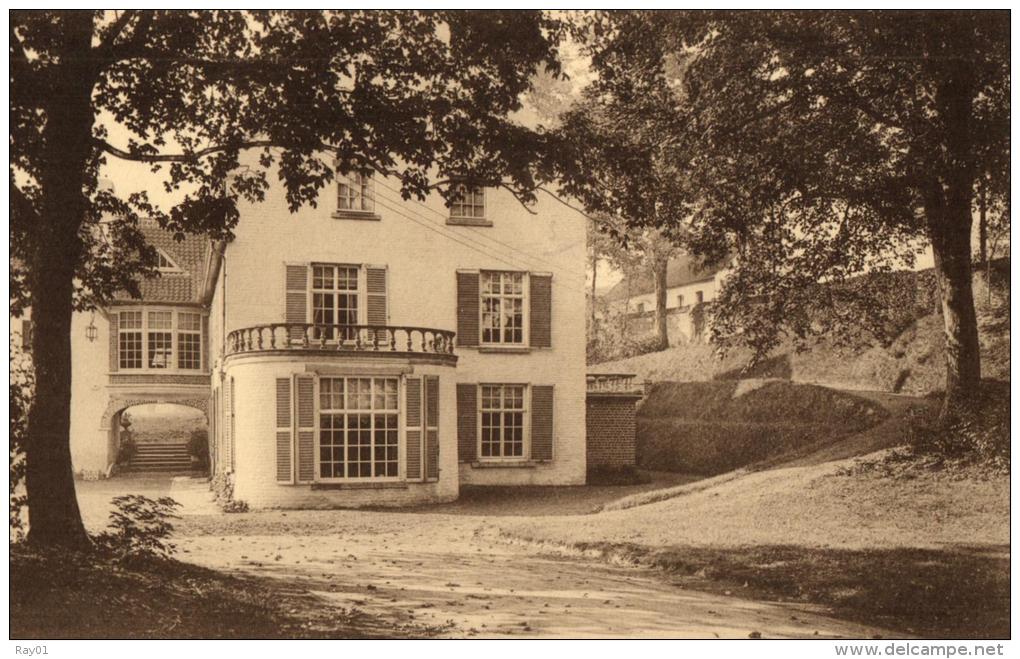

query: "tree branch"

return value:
[99, 10, 138, 51]
[95, 138, 338, 163]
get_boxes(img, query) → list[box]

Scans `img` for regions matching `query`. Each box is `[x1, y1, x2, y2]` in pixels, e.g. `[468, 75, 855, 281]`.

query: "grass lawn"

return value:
[498, 419, 1009, 638]
[10, 545, 443, 639]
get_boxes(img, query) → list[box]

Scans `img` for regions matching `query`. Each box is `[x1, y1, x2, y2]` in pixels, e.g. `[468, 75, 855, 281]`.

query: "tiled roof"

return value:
[602, 253, 730, 302]
[114, 219, 211, 304]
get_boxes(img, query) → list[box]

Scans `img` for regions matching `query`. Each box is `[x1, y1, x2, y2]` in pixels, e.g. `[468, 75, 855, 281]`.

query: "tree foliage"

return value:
[10, 10, 565, 547]
[574, 10, 1009, 409]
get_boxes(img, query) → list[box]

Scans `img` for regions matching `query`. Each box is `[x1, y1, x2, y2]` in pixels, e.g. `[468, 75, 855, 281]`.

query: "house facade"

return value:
[65, 156, 588, 507]
[600, 255, 731, 345]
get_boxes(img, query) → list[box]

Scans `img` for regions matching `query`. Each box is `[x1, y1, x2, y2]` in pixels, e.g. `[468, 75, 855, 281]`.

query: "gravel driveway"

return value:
[77, 475, 897, 639]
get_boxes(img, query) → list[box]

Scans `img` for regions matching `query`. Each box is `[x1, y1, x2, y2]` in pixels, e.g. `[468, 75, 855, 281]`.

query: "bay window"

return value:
[116, 308, 203, 372]
[318, 377, 399, 480]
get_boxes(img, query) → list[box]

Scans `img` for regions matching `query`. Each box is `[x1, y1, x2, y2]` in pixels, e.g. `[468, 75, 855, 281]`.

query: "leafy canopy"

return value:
[11, 10, 565, 312]
[575, 10, 1009, 356]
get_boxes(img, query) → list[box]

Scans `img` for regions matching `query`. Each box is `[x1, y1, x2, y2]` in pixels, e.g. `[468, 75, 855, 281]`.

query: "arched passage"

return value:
[108, 402, 209, 476]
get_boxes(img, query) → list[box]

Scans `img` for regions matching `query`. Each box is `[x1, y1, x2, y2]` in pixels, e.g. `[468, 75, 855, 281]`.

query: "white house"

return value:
[600, 254, 731, 345]
[62, 156, 589, 508]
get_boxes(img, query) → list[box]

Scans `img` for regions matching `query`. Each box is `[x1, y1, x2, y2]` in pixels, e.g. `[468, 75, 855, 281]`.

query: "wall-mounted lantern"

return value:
[85, 314, 98, 342]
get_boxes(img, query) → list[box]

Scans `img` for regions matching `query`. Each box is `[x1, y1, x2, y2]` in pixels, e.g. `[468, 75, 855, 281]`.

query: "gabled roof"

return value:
[601, 253, 730, 302]
[113, 219, 212, 304]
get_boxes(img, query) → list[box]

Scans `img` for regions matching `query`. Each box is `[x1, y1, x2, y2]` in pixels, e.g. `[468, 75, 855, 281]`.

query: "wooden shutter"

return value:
[456, 383, 477, 462]
[531, 385, 554, 461]
[285, 264, 308, 342]
[425, 376, 440, 480]
[530, 274, 552, 348]
[405, 376, 423, 481]
[456, 272, 479, 347]
[295, 374, 316, 483]
[365, 266, 389, 345]
[108, 315, 118, 372]
[275, 378, 293, 483]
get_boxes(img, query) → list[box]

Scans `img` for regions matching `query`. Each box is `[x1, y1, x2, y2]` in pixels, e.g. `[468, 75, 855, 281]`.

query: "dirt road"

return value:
[174, 508, 897, 639]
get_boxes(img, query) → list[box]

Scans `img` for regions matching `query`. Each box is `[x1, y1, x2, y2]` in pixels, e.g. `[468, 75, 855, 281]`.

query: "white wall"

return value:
[217, 158, 588, 494]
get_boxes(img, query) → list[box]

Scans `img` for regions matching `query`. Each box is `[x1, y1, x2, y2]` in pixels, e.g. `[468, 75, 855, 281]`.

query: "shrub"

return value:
[188, 429, 209, 468]
[210, 472, 249, 513]
[92, 495, 181, 562]
[117, 434, 137, 466]
[907, 382, 1010, 472]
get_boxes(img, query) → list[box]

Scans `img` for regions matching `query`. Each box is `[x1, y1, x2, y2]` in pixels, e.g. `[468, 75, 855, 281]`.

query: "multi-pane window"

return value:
[338, 171, 374, 212]
[318, 377, 399, 480]
[311, 264, 359, 341]
[480, 384, 526, 459]
[450, 183, 485, 219]
[481, 271, 525, 345]
[117, 308, 203, 371]
[118, 311, 143, 369]
[177, 312, 202, 370]
[147, 311, 173, 368]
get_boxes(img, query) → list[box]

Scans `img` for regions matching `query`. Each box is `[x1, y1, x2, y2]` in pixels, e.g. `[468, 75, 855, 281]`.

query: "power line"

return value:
[370, 195, 593, 297]
[371, 178, 593, 282]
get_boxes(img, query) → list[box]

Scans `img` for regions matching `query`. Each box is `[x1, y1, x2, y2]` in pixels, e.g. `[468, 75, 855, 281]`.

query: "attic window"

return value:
[156, 249, 182, 273]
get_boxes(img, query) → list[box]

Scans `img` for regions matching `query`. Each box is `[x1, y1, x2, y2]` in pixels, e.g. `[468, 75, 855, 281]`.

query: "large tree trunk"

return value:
[25, 13, 95, 548]
[923, 46, 982, 422]
[653, 258, 669, 350]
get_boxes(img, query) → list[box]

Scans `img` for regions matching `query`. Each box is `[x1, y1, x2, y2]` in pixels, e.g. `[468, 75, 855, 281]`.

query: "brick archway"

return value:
[100, 396, 209, 430]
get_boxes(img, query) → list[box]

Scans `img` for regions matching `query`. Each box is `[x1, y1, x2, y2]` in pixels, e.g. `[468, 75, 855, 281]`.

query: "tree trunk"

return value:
[653, 258, 669, 350]
[922, 47, 982, 422]
[24, 13, 95, 548]
[925, 179, 981, 422]
[590, 253, 598, 334]
[977, 174, 987, 265]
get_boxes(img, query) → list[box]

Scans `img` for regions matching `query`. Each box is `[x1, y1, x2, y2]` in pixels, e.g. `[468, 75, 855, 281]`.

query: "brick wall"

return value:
[585, 394, 640, 470]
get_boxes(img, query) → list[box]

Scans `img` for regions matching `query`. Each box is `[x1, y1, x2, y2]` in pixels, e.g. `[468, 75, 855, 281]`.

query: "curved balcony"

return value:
[225, 323, 457, 366]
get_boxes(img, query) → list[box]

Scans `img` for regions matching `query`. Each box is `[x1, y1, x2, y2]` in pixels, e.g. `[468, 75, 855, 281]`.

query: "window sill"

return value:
[311, 481, 408, 490]
[446, 217, 492, 227]
[469, 460, 546, 469]
[332, 210, 381, 221]
[477, 346, 531, 354]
